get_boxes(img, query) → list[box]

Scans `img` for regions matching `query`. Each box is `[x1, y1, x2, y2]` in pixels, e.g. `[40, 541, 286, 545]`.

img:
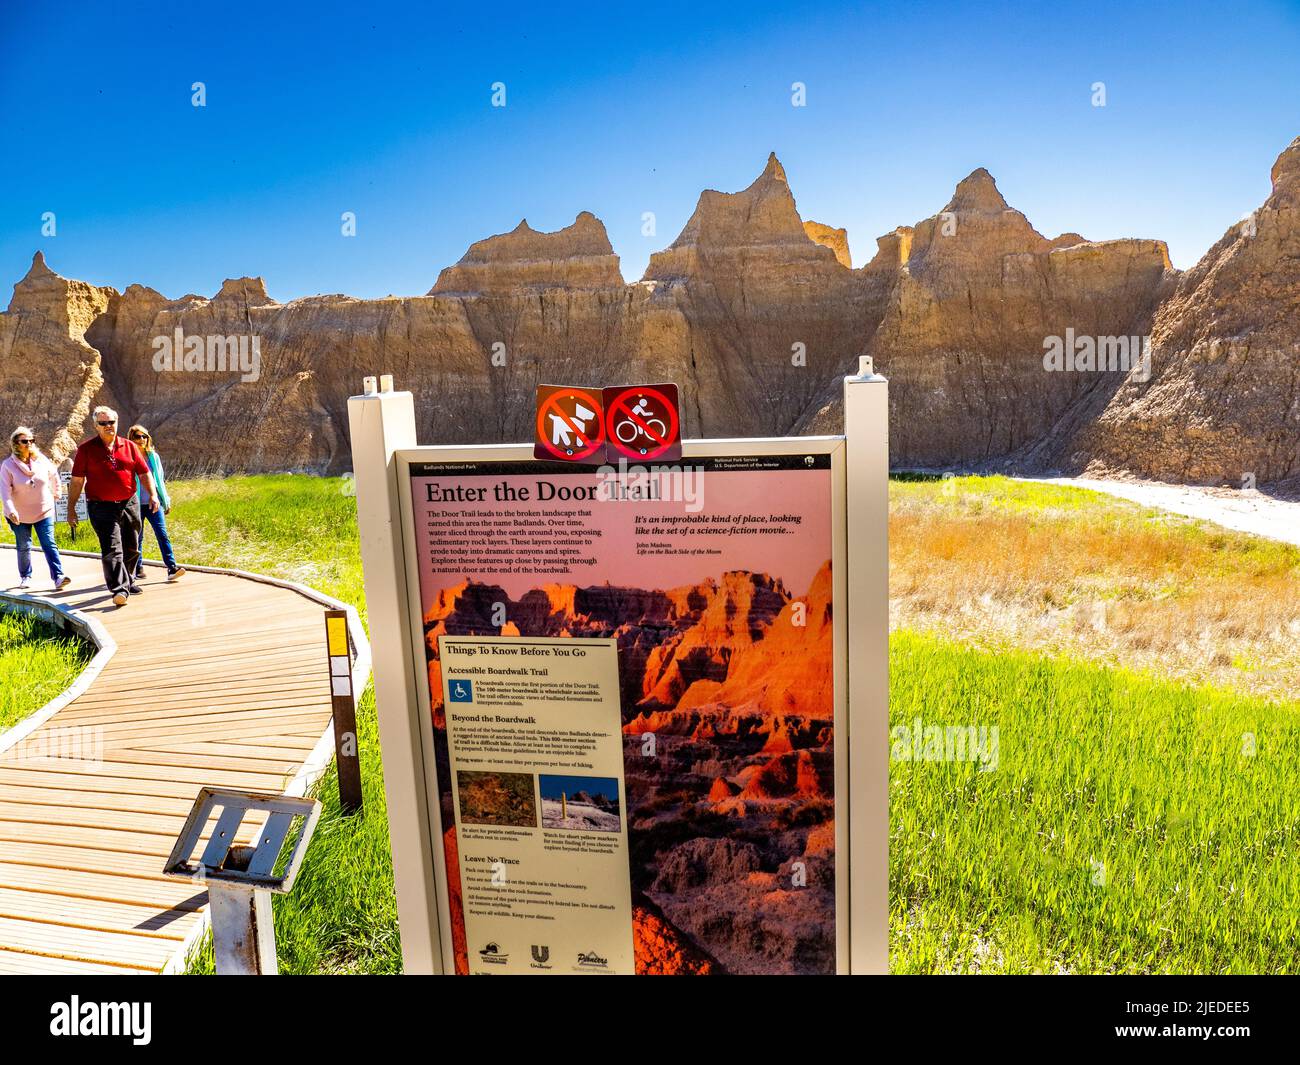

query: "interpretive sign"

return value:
[347, 360, 888, 977]
[406, 447, 845, 974]
[438, 634, 634, 974]
[54, 471, 88, 524]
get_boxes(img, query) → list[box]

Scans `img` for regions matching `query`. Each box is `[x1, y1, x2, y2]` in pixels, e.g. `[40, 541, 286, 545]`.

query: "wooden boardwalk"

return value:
[0, 546, 365, 974]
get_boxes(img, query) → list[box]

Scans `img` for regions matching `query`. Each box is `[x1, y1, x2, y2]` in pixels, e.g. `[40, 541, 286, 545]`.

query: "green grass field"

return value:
[11, 473, 1298, 973]
[0, 610, 92, 733]
[891, 631, 1300, 973]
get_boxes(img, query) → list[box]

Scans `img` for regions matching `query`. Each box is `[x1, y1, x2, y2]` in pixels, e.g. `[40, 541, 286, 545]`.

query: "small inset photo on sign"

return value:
[539, 774, 622, 833]
[456, 771, 537, 828]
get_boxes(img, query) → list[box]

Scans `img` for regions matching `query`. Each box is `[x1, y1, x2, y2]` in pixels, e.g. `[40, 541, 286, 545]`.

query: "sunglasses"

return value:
[16, 438, 33, 445]
[97, 420, 116, 427]
[130, 433, 148, 440]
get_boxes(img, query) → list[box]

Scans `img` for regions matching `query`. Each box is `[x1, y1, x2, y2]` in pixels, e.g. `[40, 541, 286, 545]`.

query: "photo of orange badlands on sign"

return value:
[411, 454, 838, 974]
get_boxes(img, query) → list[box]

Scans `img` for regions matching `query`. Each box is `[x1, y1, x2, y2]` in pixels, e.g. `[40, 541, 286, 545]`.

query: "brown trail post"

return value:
[324, 609, 363, 813]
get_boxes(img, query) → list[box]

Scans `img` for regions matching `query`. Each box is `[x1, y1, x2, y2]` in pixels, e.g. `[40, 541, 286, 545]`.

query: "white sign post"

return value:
[844, 355, 890, 973]
[348, 362, 889, 975]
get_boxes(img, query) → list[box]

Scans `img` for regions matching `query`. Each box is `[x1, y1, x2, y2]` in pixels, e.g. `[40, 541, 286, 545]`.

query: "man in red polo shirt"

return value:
[67, 405, 161, 607]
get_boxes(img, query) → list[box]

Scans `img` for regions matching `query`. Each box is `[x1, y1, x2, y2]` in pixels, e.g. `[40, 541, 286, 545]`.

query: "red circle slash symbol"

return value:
[536, 388, 606, 461]
[606, 385, 680, 461]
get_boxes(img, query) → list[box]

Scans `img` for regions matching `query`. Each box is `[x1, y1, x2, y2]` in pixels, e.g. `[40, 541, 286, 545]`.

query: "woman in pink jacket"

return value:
[2, 426, 70, 591]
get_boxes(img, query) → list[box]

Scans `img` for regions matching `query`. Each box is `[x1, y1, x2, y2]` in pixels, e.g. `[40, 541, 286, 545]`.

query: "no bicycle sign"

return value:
[603, 383, 682, 463]
[535, 382, 682, 463]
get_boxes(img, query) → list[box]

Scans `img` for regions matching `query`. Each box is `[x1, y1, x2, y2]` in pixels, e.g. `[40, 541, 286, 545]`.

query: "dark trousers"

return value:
[87, 497, 142, 596]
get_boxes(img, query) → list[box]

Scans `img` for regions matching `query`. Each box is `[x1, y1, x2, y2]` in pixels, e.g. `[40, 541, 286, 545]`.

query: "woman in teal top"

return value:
[128, 424, 186, 582]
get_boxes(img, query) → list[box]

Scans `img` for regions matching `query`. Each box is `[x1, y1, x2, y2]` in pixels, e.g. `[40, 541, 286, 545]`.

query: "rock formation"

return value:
[0, 252, 109, 462]
[1037, 137, 1300, 484]
[642, 153, 873, 438]
[803, 221, 851, 268]
[429, 212, 624, 294]
[3, 138, 1298, 484]
[799, 169, 1177, 467]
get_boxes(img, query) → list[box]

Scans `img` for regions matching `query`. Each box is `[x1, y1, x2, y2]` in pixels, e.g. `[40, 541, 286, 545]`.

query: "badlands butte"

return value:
[3, 136, 1298, 485]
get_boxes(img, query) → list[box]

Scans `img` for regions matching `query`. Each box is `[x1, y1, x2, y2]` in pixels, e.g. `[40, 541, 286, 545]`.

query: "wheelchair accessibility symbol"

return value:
[449, 679, 474, 703]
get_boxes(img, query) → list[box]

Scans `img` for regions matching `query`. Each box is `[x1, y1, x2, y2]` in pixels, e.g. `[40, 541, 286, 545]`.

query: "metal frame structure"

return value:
[163, 787, 322, 975]
[163, 787, 320, 892]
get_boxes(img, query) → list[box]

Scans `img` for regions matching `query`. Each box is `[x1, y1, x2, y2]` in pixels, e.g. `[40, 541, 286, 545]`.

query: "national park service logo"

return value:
[478, 942, 508, 966]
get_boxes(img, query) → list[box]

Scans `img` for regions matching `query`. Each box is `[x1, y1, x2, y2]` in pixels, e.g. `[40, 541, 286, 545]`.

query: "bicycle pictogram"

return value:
[614, 397, 668, 447]
[603, 384, 682, 462]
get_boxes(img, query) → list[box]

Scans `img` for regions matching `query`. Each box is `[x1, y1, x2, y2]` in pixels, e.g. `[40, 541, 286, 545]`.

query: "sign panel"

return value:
[533, 385, 606, 463]
[326, 614, 349, 657]
[438, 634, 634, 974]
[603, 383, 682, 463]
[405, 446, 844, 974]
[54, 472, 88, 524]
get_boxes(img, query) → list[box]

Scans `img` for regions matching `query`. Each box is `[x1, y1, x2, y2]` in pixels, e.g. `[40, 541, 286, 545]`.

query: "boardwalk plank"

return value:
[0, 548, 353, 973]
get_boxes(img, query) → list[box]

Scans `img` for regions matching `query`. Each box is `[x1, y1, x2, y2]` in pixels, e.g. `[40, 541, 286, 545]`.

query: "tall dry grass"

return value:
[888, 476, 1300, 701]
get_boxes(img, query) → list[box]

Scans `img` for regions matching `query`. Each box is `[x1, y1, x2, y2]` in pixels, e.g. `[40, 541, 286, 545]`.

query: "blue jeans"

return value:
[136, 504, 178, 575]
[7, 516, 64, 583]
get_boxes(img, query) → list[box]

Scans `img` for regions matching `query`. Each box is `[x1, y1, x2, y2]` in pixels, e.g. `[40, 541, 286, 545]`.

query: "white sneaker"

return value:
[112, 592, 128, 607]
[18, 577, 31, 590]
[56, 576, 72, 590]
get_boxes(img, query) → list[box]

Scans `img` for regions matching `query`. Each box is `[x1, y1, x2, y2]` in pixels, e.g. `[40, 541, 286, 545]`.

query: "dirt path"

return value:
[1022, 476, 1300, 548]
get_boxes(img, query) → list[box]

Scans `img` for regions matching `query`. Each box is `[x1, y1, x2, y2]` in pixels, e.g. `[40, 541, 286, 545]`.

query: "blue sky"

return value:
[2, 0, 1298, 301]
[539, 775, 619, 803]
